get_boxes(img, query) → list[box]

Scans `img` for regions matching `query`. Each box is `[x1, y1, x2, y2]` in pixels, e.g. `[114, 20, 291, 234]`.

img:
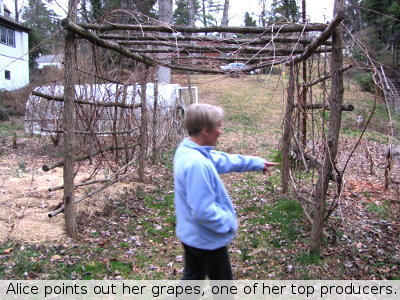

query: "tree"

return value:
[361, 0, 400, 44]
[14, 0, 19, 22]
[269, 0, 300, 23]
[345, 0, 400, 67]
[188, 0, 198, 27]
[344, 0, 362, 34]
[258, 0, 268, 27]
[244, 11, 257, 26]
[220, 0, 229, 27]
[240, 12, 257, 38]
[89, 0, 103, 20]
[307, 0, 346, 258]
[158, 0, 173, 84]
[79, 0, 157, 22]
[173, 0, 200, 25]
[200, 0, 224, 27]
[20, 0, 61, 69]
[63, 0, 79, 240]
[174, 0, 191, 25]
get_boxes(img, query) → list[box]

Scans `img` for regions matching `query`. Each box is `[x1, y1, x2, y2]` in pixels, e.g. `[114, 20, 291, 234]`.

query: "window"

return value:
[0, 26, 15, 47]
[0, 26, 5, 44]
[7, 29, 14, 46]
[5, 70, 11, 80]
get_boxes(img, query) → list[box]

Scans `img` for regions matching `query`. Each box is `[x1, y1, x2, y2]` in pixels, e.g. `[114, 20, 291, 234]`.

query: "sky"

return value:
[4, 0, 334, 25]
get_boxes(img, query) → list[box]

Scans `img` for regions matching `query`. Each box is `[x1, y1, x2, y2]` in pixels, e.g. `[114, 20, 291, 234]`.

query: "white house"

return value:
[36, 54, 64, 69]
[0, 0, 30, 91]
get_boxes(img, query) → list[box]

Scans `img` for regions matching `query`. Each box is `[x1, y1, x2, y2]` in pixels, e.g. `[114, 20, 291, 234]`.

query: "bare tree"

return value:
[220, 0, 230, 38]
[309, 0, 345, 256]
[63, 0, 79, 239]
[157, 0, 173, 84]
[221, 0, 229, 27]
[14, 0, 19, 22]
[188, 0, 197, 27]
[139, 66, 150, 181]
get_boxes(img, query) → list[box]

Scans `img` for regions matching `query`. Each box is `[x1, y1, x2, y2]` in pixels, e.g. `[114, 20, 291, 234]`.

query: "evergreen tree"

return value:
[21, 0, 61, 69]
[201, 0, 224, 27]
[345, 0, 400, 67]
[269, 0, 300, 23]
[174, 0, 190, 25]
[173, 0, 200, 25]
[360, 0, 400, 45]
[244, 11, 257, 26]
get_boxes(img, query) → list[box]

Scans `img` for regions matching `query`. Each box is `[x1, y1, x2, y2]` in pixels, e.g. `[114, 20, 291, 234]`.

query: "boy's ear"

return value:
[201, 127, 209, 134]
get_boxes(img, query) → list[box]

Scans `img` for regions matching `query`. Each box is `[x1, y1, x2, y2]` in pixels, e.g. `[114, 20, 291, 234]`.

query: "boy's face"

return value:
[204, 122, 223, 146]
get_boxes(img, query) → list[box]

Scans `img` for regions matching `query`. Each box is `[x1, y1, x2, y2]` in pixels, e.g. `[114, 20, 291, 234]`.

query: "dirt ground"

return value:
[0, 135, 140, 243]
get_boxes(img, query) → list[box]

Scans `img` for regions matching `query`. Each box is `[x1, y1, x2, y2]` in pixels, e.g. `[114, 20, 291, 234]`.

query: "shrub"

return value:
[0, 102, 10, 121]
[357, 72, 375, 93]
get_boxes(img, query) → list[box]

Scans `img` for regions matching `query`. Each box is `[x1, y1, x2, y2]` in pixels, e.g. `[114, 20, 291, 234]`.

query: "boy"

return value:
[174, 103, 278, 280]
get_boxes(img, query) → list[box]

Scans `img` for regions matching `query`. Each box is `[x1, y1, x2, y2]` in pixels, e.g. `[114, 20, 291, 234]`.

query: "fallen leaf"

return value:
[27, 271, 40, 279]
[4, 248, 13, 254]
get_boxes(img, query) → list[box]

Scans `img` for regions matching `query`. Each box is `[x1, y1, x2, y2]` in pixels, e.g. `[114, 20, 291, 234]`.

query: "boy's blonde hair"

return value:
[184, 103, 224, 136]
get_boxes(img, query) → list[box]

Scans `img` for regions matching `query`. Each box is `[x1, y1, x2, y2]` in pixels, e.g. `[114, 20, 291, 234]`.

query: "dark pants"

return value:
[181, 243, 233, 280]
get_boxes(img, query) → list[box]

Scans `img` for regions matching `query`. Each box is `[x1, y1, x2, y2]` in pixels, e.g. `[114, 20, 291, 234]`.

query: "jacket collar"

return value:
[182, 137, 214, 157]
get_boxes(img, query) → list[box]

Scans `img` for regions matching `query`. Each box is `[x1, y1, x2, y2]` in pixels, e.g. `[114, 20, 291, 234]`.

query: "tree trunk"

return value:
[281, 64, 295, 193]
[221, 0, 230, 27]
[188, 0, 197, 27]
[63, 0, 79, 239]
[309, 0, 345, 256]
[14, 0, 19, 22]
[202, 0, 207, 27]
[138, 67, 150, 182]
[152, 75, 159, 163]
[157, 0, 173, 84]
[300, 0, 307, 147]
[220, 0, 230, 38]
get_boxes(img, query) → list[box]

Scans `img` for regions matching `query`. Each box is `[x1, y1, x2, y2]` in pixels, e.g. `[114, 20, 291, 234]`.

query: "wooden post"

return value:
[139, 66, 150, 181]
[63, 0, 79, 239]
[281, 64, 295, 193]
[152, 75, 159, 163]
[309, 0, 345, 256]
[301, 0, 308, 147]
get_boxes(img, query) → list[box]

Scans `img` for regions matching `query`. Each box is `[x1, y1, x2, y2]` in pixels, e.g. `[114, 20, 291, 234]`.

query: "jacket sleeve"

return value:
[210, 150, 265, 174]
[185, 160, 236, 234]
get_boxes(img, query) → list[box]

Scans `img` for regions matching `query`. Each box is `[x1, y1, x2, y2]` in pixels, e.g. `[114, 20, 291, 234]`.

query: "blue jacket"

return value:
[173, 138, 265, 250]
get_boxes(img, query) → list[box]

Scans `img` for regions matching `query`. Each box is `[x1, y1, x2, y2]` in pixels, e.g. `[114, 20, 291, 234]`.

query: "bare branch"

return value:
[293, 103, 354, 111]
[42, 142, 139, 172]
[285, 11, 345, 66]
[99, 34, 332, 46]
[77, 22, 328, 34]
[301, 65, 352, 87]
[41, 128, 139, 135]
[31, 90, 142, 109]
[48, 171, 135, 218]
[61, 19, 156, 66]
